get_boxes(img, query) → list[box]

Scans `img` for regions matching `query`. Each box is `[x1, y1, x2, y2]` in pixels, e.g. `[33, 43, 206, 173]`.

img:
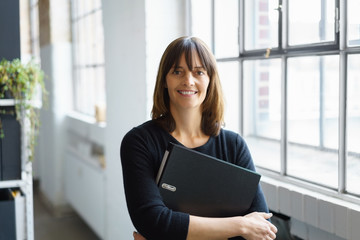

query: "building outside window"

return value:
[71, 0, 106, 119]
[190, 0, 360, 198]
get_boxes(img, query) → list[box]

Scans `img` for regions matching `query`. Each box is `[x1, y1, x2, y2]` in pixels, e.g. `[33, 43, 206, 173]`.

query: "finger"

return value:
[269, 230, 277, 239]
[267, 225, 277, 239]
[266, 220, 277, 233]
[262, 212, 273, 219]
[270, 223, 278, 233]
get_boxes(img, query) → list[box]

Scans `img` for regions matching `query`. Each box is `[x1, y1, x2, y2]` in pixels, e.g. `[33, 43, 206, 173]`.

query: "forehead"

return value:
[174, 50, 203, 69]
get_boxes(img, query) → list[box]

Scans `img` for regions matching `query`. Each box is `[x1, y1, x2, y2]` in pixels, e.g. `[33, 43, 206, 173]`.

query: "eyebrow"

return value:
[193, 66, 205, 70]
[173, 66, 206, 70]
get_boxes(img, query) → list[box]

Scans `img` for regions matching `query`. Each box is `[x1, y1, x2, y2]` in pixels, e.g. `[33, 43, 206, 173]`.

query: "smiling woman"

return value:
[120, 36, 277, 240]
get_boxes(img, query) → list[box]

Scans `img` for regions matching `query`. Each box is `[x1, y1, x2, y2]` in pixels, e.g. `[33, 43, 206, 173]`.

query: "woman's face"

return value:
[165, 51, 210, 113]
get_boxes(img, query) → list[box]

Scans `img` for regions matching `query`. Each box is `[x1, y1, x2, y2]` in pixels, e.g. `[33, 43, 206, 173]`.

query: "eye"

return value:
[196, 71, 205, 76]
[171, 67, 183, 76]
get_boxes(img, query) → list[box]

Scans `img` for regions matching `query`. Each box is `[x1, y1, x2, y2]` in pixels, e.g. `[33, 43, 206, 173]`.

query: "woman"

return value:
[120, 36, 277, 240]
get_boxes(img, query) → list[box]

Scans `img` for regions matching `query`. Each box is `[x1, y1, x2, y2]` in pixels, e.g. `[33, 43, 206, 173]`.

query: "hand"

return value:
[133, 231, 147, 240]
[241, 212, 277, 240]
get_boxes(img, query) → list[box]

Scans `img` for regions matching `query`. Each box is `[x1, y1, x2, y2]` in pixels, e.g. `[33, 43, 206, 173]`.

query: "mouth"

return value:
[177, 90, 198, 96]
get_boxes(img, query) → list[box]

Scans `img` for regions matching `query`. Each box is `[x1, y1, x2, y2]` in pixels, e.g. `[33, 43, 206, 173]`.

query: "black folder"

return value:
[156, 143, 261, 217]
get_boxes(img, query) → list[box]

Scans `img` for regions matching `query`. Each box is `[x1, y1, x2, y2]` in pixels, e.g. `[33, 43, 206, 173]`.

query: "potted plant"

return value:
[0, 58, 47, 161]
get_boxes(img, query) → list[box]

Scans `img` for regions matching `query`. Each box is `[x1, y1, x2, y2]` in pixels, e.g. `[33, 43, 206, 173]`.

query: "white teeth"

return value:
[179, 91, 196, 95]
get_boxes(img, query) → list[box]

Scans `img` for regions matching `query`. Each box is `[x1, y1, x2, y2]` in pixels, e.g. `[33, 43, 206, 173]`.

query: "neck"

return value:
[170, 106, 209, 148]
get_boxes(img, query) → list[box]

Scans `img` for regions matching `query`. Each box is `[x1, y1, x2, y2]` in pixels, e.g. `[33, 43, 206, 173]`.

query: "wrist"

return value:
[233, 216, 247, 237]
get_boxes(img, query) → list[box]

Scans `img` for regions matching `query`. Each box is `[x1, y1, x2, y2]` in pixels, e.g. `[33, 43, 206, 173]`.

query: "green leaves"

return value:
[0, 58, 48, 161]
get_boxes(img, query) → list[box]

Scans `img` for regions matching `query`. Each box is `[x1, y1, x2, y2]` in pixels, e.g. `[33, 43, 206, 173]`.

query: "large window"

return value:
[190, 0, 360, 198]
[71, 0, 106, 118]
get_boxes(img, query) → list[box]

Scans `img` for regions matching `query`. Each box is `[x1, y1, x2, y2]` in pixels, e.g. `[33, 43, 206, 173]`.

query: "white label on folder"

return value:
[161, 183, 176, 192]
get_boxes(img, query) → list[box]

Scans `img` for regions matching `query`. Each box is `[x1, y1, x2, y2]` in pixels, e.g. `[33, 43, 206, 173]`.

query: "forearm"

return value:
[187, 215, 243, 240]
[187, 212, 277, 240]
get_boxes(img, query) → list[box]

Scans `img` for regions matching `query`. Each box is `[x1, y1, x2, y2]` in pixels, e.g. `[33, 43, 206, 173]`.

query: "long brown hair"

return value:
[151, 36, 224, 136]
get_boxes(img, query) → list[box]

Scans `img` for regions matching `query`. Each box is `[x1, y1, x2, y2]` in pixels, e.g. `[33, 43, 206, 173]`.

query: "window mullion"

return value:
[277, 0, 283, 49]
[338, 52, 347, 193]
[211, 0, 215, 54]
[338, 0, 347, 194]
[281, 56, 287, 176]
[280, 0, 287, 176]
[239, 0, 244, 55]
[281, 0, 288, 49]
[239, 60, 244, 136]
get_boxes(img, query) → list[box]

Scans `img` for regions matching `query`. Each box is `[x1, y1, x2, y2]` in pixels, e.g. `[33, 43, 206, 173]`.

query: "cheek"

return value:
[202, 79, 210, 93]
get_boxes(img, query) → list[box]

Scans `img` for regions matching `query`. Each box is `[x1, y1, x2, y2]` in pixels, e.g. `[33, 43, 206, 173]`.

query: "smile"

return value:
[177, 90, 197, 95]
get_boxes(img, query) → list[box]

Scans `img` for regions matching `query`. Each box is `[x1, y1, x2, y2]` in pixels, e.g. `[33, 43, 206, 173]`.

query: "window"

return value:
[243, 59, 281, 172]
[244, 0, 279, 51]
[190, 0, 360, 198]
[30, 0, 41, 62]
[214, 0, 239, 58]
[288, 0, 335, 45]
[287, 55, 339, 188]
[347, 0, 360, 46]
[71, 0, 106, 117]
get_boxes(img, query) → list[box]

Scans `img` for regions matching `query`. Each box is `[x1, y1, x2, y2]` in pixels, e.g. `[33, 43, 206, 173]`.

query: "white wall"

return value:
[102, 0, 147, 238]
[38, 42, 72, 207]
[37, 0, 72, 208]
[37, 0, 187, 238]
[102, 0, 186, 239]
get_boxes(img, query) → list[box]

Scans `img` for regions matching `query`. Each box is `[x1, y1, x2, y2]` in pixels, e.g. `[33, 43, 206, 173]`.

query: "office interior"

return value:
[1, 0, 360, 239]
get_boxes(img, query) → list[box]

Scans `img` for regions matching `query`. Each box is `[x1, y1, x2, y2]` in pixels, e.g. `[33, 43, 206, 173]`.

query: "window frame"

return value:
[70, 0, 106, 118]
[190, 0, 360, 202]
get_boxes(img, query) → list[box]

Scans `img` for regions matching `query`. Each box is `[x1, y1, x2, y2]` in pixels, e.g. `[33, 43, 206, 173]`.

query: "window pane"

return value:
[288, 0, 335, 45]
[191, 0, 212, 48]
[243, 59, 281, 171]
[214, 0, 239, 58]
[244, 0, 279, 51]
[287, 56, 339, 188]
[347, 54, 360, 195]
[72, 0, 106, 117]
[348, 0, 360, 46]
[218, 61, 240, 133]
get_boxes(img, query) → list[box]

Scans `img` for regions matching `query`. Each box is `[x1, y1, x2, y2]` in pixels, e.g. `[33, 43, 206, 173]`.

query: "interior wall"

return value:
[103, 0, 187, 238]
[37, 0, 72, 208]
[102, 0, 147, 238]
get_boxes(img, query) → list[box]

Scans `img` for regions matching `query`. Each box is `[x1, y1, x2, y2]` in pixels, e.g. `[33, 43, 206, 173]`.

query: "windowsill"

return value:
[66, 111, 106, 146]
[259, 169, 360, 208]
[259, 170, 360, 239]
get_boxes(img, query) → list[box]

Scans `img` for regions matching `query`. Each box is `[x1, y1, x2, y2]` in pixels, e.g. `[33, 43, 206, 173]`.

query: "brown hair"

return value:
[151, 36, 224, 136]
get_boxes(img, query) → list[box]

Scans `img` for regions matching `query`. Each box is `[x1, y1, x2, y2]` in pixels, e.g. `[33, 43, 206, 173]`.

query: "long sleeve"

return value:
[120, 127, 189, 240]
[120, 122, 271, 240]
[234, 135, 269, 214]
[228, 134, 270, 240]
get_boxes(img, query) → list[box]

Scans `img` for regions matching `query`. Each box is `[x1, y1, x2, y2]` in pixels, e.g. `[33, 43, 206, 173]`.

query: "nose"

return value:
[183, 72, 195, 86]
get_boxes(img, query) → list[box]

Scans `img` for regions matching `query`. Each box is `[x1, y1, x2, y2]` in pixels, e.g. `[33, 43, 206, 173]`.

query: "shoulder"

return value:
[122, 120, 162, 143]
[214, 128, 252, 168]
[218, 128, 247, 148]
[121, 119, 172, 164]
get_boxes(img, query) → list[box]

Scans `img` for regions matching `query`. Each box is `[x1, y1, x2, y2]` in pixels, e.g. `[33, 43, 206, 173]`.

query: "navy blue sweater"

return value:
[120, 120, 269, 240]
